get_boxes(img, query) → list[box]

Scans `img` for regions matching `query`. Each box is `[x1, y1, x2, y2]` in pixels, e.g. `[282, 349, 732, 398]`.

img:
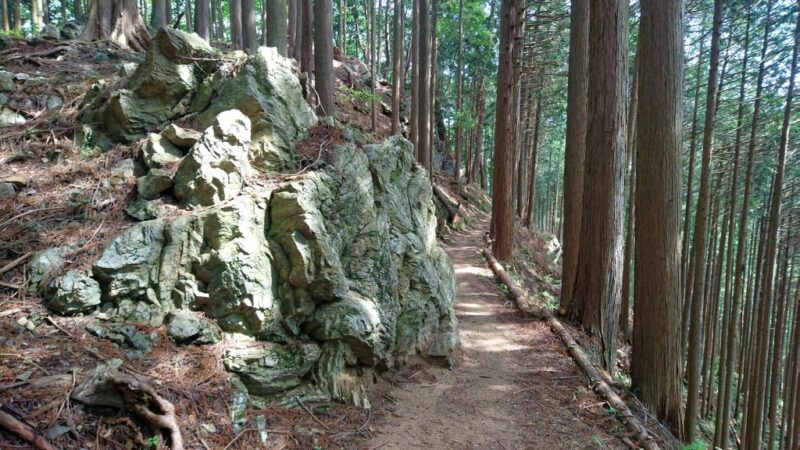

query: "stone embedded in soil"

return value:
[224, 343, 322, 395]
[0, 71, 13, 92]
[0, 183, 15, 198]
[45, 271, 102, 314]
[0, 107, 25, 127]
[167, 310, 221, 344]
[39, 24, 60, 40]
[124, 198, 163, 221]
[142, 133, 184, 169]
[27, 246, 75, 294]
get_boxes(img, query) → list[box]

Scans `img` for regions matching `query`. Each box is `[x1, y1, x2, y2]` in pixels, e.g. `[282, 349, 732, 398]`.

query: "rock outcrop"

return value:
[34, 27, 458, 409]
[78, 27, 316, 173]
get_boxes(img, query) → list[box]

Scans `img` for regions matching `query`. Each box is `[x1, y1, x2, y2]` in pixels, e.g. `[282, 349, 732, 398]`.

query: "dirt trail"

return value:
[365, 222, 626, 450]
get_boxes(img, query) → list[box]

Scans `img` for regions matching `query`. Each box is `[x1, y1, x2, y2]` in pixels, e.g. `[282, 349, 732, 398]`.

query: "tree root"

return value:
[482, 246, 661, 450]
[0, 406, 58, 450]
[107, 369, 184, 450]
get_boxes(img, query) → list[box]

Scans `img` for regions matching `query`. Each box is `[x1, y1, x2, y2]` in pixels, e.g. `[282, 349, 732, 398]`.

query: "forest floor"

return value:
[359, 217, 631, 450]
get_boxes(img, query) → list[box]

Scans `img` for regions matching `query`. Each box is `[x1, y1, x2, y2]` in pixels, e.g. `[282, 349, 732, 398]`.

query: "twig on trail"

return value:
[295, 396, 333, 432]
[0, 407, 58, 450]
[0, 252, 32, 274]
[0, 353, 52, 375]
[368, 441, 387, 450]
[221, 427, 253, 450]
[482, 246, 661, 450]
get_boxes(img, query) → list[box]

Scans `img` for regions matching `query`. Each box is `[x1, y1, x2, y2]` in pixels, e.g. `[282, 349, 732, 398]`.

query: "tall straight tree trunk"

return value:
[525, 90, 542, 227]
[489, 0, 517, 262]
[152, 0, 167, 28]
[558, 0, 589, 314]
[452, 0, 465, 181]
[684, 0, 723, 441]
[744, 3, 796, 447]
[390, 0, 402, 134]
[209, 0, 216, 38]
[314, 0, 334, 115]
[230, 0, 243, 49]
[567, 0, 627, 370]
[288, 0, 297, 56]
[267, 0, 287, 55]
[427, 0, 438, 175]
[1, 0, 8, 31]
[409, 0, 419, 151]
[300, 0, 313, 73]
[31, 0, 43, 32]
[473, 77, 486, 190]
[241, 0, 256, 50]
[185, 0, 192, 31]
[415, 0, 431, 171]
[767, 241, 793, 448]
[681, 32, 706, 346]
[339, 0, 346, 53]
[715, 10, 752, 449]
[194, 0, 209, 39]
[619, 43, 639, 342]
[370, 0, 378, 130]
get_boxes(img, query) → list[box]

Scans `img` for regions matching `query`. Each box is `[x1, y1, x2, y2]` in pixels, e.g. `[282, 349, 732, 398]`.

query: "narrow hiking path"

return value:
[365, 221, 626, 450]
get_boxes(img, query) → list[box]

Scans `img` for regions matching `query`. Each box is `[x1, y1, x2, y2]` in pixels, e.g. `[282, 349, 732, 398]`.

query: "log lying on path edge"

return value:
[481, 246, 661, 450]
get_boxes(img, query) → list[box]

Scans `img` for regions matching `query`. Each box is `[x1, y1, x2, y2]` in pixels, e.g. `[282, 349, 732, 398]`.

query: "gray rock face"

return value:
[59, 30, 457, 407]
[45, 271, 102, 314]
[79, 28, 315, 173]
[28, 246, 74, 294]
[136, 168, 173, 200]
[173, 110, 252, 207]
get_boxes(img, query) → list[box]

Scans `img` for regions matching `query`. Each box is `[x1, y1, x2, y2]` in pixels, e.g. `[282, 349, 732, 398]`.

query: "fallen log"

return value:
[482, 246, 660, 450]
[0, 406, 58, 450]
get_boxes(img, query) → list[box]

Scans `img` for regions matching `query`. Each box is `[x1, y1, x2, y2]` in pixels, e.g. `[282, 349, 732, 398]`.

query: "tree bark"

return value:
[2, 0, 9, 31]
[558, 0, 589, 314]
[300, 0, 313, 73]
[230, 0, 243, 49]
[288, 0, 297, 56]
[241, 0, 256, 50]
[714, 10, 751, 449]
[683, 0, 723, 441]
[489, 0, 517, 262]
[415, 0, 431, 171]
[566, 0, 627, 371]
[81, 0, 150, 51]
[409, 0, 419, 151]
[267, 0, 287, 55]
[314, 0, 334, 115]
[194, 0, 209, 39]
[525, 91, 542, 227]
[744, 3, 796, 447]
[152, 0, 167, 28]
[390, 0, 403, 135]
[32, 0, 44, 32]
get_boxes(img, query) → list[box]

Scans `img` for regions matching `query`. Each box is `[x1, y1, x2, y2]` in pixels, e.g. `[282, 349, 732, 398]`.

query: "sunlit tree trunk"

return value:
[558, 0, 589, 314]
[567, 0, 627, 371]
[267, 0, 287, 55]
[230, 0, 243, 49]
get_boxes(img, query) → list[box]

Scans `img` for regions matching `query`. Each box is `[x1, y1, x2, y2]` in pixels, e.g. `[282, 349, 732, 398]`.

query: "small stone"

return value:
[3, 175, 27, 187]
[136, 168, 173, 200]
[200, 424, 217, 434]
[110, 158, 146, 179]
[142, 133, 183, 169]
[118, 62, 138, 77]
[60, 22, 81, 39]
[0, 93, 8, 105]
[124, 198, 163, 221]
[162, 124, 202, 149]
[167, 310, 221, 345]
[0, 107, 25, 127]
[0, 183, 15, 198]
[0, 71, 13, 92]
[39, 24, 60, 40]
[23, 77, 47, 88]
[13, 73, 30, 82]
[45, 96, 63, 110]
[45, 271, 102, 315]
[256, 415, 268, 443]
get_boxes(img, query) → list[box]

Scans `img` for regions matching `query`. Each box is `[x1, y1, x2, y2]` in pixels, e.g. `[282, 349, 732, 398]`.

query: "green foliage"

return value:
[146, 435, 160, 448]
[680, 440, 708, 450]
